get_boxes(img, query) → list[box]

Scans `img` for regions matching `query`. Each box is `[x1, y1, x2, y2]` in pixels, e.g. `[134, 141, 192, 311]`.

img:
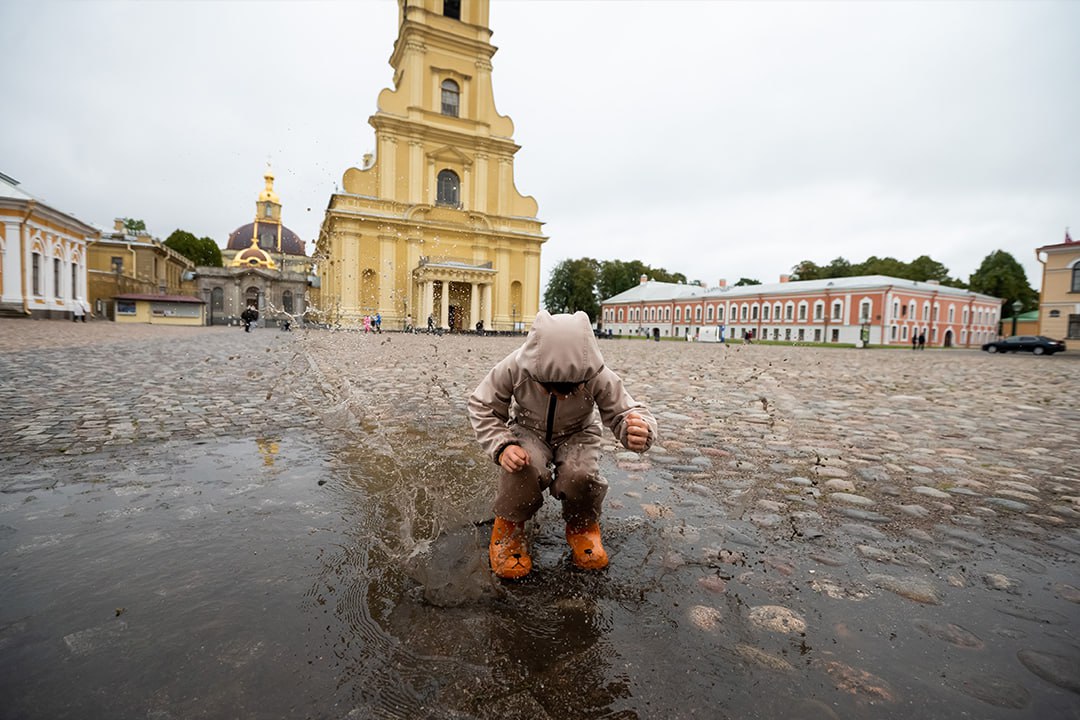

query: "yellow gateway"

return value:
[317, 0, 545, 331]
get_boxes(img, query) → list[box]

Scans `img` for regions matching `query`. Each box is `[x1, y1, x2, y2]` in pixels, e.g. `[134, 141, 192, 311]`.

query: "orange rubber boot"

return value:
[566, 521, 609, 570]
[489, 517, 532, 579]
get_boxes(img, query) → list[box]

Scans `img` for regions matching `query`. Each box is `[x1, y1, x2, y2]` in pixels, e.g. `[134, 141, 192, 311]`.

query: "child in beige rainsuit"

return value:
[468, 310, 657, 579]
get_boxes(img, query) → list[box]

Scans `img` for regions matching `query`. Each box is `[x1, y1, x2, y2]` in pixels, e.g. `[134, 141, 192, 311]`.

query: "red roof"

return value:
[113, 293, 205, 304]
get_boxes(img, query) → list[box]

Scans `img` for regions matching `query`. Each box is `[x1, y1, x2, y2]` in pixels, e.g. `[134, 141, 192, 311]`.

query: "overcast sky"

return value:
[2, 0, 1077, 293]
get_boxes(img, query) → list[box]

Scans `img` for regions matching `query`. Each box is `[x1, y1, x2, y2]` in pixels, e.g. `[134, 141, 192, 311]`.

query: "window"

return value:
[618, 309, 624, 322]
[664, 307, 670, 321]
[948, 306, 955, 323]
[785, 303, 794, 321]
[716, 306, 724, 322]
[962, 308, 968, 324]
[909, 301, 916, 319]
[111, 256, 123, 274]
[54, 258, 61, 298]
[443, 0, 461, 20]
[706, 306, 713, 322]
[798, 303, 807, 321]
[762, 304, 769, 321]
[441, 79, 460, 117]
[922, 303, 930, 321]
[32, 253, 42, 295]
[675, 307, 681, 322]
[436, 169, 460, 206]
[774, 303, 781, 320]
[212, 287, 224, 312]
[283, 290, 294, 314]
[832, 301, 842, 320]
[892, 301, 899, 319]
[1073, 265, 1080, 293]
[932, 304, 939, 321]
[695, 306, 702, 322]
[901, 304, 908, 317]
[751, 305, 758, 321]
[740, 305, 748, 321]
[831, 328, 839, 342]
[814, 302, 823, 321]
[1049, 309, 1060, 318]
[860, 301, 871, 322]
[71, 264, 78, 299]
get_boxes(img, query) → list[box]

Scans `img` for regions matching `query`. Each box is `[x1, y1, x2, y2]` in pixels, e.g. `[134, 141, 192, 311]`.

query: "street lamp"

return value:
[1011, 300, 1022, 337]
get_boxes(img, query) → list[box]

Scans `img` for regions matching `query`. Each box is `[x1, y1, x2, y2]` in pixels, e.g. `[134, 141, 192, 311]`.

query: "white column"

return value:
[470, 282, 479, 327]
[423, 279, 434, 325]
[1, 221, 23, 303]
[483, 283, 493, 326]
[439, 280, 449, 329]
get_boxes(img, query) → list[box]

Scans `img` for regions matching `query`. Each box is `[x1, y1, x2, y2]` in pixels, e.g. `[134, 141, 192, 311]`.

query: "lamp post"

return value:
[1011, 300, 1022, 337]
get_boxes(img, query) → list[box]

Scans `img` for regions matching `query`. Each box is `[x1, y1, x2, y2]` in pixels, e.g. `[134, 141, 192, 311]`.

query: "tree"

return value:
[164, 229, 224, 267]
[596, 260, 688, 300]
[790, 260, 822, 281]
[733, 277, 761, 286]
[543, 258, 600, 320]
[123, 218, 147, 234]
[968, 250, 1038, 313]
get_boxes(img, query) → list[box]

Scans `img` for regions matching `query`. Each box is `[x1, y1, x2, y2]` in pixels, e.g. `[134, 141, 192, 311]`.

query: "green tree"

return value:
[596, 260, 687, 300]
[790, 260, 823, 281]
[123, 218, 147, 233]
[733, 277, 761, 286]
[164, 229, 223, 267]
[968, 250, 1038, 313]
[544, 258, 600, 320]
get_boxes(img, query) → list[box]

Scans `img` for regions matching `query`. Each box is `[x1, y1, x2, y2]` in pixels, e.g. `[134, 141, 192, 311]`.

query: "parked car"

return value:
[981, 335, 1066, 355]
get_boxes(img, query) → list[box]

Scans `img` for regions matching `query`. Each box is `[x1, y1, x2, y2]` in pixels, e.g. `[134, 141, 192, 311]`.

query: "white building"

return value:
[601, 274, 1002, 348]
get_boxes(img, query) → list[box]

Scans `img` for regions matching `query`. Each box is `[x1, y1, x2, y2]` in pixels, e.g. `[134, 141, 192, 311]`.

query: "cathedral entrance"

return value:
[448, 304, 462, 331]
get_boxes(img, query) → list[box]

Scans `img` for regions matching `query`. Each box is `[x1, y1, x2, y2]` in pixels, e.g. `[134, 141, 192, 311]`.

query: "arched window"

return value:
[245, 286, 260, 308]
[706, 306, 713, 322]
[443, 0, 461, 20]
[211, 287, 224, 312]
[441, 79, 460, 117]
[675, 307, 682, 322]
[1072, 264, 1080, 292]
[695, 306, 702, 321]
[436, 170, 460, 206]
[762, 304, 769, 321]
[282, 290, 294, 314]
[716, 305, 724, 322]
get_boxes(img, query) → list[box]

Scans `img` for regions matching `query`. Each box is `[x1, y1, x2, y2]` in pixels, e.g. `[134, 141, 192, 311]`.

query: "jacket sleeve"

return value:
[590, 367, 658, 453]
[468, 352, 521, 463]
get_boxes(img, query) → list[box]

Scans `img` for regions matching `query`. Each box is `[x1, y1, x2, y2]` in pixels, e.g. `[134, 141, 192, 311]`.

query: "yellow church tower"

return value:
[317, 0, 545, 330]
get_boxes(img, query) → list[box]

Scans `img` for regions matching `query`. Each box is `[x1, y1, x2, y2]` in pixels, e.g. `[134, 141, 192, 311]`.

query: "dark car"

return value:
[981, 335, 1066, 355]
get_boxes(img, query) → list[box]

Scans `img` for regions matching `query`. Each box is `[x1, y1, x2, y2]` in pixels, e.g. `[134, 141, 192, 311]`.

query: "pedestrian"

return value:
[363, 315, 372, 333]
[241, 305, 258, 332]
[912, 331, 917, 351]
[475, 319, 484, 335]
[72, 301, 84, 323]
[918, 331, 926, 351]
[427, 314, 435, 333]
[375, 312, 382, 333]
[468, 310, 658, 579]
[81, 300, 91, 322]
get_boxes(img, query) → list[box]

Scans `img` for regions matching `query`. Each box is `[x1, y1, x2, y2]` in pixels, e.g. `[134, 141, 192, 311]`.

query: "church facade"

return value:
[317, 0, 545, 331]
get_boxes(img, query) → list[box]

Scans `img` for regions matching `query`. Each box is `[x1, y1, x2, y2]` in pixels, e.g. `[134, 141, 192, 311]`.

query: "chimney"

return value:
[639, 274, 648, 285]
[718, 278, 727, 288]
[114, 218, 125, 233]
[780, 274, 790, 283]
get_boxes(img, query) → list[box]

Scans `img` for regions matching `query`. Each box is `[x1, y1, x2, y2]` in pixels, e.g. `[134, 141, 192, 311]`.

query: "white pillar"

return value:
[483, 283, 493, 326]
[470, 282, 479, 328]
[439, 280, 450, 329]
[1, 221, 24, 303]
[423, 279, 434, 325]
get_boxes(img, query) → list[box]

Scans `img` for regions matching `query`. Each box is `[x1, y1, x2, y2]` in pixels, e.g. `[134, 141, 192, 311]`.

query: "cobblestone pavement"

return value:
[1, 319, 1078, 719]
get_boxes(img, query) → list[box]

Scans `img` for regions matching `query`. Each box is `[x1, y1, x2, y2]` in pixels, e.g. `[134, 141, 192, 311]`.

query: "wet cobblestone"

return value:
[1, 319, 1079, 719]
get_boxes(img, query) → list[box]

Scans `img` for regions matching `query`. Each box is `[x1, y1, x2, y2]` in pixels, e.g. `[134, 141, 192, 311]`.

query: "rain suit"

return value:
[468, 311, 658, 524]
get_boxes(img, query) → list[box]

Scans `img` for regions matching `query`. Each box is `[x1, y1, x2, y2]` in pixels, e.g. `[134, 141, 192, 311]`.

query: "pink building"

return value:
[600, 275, 1001, 347]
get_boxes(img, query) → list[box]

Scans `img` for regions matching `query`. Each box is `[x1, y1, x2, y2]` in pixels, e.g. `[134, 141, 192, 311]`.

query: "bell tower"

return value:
[318, 0, 545, 331]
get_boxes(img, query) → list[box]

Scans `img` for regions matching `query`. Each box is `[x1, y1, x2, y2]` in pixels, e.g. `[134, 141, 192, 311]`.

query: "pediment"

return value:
[426, 145, 472, 166]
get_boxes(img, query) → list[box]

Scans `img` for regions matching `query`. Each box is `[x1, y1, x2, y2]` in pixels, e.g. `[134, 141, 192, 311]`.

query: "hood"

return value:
[517, 310, 605, 383]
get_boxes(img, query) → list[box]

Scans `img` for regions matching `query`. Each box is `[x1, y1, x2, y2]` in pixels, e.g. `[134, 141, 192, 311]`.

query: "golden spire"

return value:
[258, 164, 280, 204]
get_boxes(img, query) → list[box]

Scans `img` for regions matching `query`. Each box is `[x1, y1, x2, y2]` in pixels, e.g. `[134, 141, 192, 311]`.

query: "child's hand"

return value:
[625, 412, 650, 452]
[499, 444, 530, 473]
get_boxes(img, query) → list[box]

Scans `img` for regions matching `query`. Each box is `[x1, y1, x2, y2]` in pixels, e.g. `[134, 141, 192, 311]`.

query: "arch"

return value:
[282, 290, 294, 314]
[436, 169, 460, 206]
[211, 287, 224, 313]
[440, 78, 460, 117]
[360, 268, 378, 310]
[245, 286, 260, 308]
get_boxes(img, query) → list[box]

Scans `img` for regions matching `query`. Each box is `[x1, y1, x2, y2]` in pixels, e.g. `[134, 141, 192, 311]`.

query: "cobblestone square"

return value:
[1, 319, 1077, 719]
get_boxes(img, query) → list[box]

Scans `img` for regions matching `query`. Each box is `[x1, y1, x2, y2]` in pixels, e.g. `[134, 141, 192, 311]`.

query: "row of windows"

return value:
[30, 252, 82, 300]
[606, 299, 997, 326]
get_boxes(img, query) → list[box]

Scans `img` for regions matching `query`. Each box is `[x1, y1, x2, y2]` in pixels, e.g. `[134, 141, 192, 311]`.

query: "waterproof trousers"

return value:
[493, 424, 607, 525]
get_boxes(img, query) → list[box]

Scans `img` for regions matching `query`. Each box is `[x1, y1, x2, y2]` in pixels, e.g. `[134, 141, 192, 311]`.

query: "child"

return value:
[468, 310, 657, 579]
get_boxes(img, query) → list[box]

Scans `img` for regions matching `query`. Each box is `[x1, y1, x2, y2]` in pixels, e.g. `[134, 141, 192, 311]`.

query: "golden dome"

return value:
[258, 169, 280, 204]
[230, 237, 277, 269]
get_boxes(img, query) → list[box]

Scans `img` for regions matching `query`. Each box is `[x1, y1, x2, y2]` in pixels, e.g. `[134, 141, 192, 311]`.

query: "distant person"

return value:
[912, 332, 918, 351]
[476, 319, 484, 336]
[72, 301, 85, 323]
[241, 305, 258, 333]
[405, 313, 413, 333]
[375, 312, 382, 333]
[917, 331, 926, 351]
[468, 311, 657, 579]
[363, 315, 372, 333]
[427, 314, 435, 333]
